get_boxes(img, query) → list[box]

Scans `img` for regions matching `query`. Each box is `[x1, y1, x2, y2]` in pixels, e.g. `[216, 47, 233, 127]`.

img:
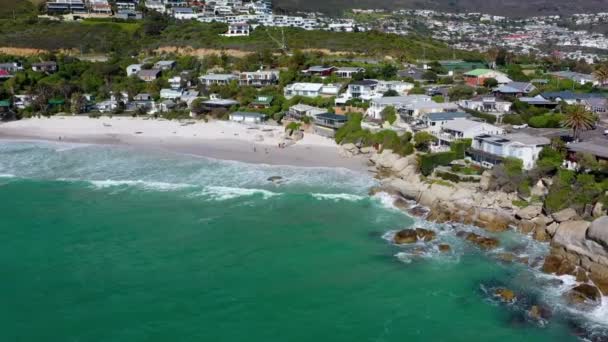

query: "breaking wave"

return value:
[198, 186, 279, 201]
[311, 193, 365, 202]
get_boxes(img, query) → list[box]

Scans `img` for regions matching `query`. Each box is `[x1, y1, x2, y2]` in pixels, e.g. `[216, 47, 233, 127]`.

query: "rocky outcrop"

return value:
[586, 216, 608, 249]
[393, 228, 437, 244]
[459, 231, 500, 250]
[565, 284, 602, 308]
[494, 288, 516, 303]
[552, 208, 579, 223]
[438, 244, 451, 252]
[516, 205, 543, 220]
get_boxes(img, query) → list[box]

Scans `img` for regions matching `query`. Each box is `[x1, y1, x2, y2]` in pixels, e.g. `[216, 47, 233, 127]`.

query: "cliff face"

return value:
[273, 0, 608, 17]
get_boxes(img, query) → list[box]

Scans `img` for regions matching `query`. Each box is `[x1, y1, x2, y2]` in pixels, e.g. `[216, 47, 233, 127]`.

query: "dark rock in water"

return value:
[392, 197, 410, 211]
[565, 284, 602, 308]
[394, 229, 417, 244]
[576, 268, 590, 283]
[267, 176, 283, 182]
[408, 206, 428, 218]
[495, 252, 529, 265]
[541, 255, 576, 276]
[589, 273, 608, 295]
[455, 230, 467, 238]
[393, 228, 436, 244]
[527, 304, 552, 322]
[438, 244, 451, 252]
[415, 228, 436, 242]
[494, 288, 517, 303]
[462, 232, 499, 250]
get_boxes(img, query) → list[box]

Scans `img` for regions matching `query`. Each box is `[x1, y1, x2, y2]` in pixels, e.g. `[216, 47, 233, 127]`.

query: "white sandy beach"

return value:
[0, 116, 368, 171]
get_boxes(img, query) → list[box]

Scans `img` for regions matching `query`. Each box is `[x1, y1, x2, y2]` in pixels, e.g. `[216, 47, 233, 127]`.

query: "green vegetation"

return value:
[334, 113, 414, 156]
[380, 105, 396, 124]
[413, 131, 437, 152]
[0, 5, 481, 61]
[418, 151, 457, 176]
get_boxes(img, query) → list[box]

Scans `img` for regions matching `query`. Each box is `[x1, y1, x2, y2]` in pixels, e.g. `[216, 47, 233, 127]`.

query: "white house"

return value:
[334, 67, 365, 78]
[470, 133, 551, 169]
[375, 80, 414, 95]
[200, 73, 238, 86]
[336, 80, 378, 104]
[173, 7, 196, 20]
[423, 111, 470, 134]
[126, 64, 143, 77]
[366, 95, 433, 120]
[239, 69, 280, 87]
[438, 118, 504, 144]
[222, 23, 250, 37]
[287, 104, 326, 120]
[160, 88, 183, 100]
[145, 0, 165, 13]
[229, 111, 266, 124]
[154, 60, 176, 71]
[459, 96, 512, 114]
[283, 83, 340, 98]
[168, 76, 183, 89]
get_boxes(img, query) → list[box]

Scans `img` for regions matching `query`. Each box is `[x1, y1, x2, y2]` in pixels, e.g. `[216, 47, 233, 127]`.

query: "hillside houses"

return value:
[283, 83, 340, 98]
[463, 69, 512, 87]
[199, 73, 239, 86]
[239, 69, 280, 87]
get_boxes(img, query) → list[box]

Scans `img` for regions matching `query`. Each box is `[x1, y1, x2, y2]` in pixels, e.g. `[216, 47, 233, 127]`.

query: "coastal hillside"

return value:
[273, 0, 608, 17]
[0, 14, 480, 60]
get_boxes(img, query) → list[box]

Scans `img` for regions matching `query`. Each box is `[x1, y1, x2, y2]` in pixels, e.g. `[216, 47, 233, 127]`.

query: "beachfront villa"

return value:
[313, 113, 348, 137]
[283, 83, 340, 99]
[469, 133, 551, 169]
[229, 111, 266, 124]
[437, 118, 504, 144]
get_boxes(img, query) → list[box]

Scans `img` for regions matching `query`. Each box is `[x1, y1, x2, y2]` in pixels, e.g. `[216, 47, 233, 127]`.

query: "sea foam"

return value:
[88, 179, 195, 191]
[199, 186, 279, 201]
[311, 193, 365, 202]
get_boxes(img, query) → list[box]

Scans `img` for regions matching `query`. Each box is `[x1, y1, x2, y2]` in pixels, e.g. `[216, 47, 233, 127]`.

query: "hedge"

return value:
[436, 171, 481, 183]
[419, 151, 457, 176]
[450, 139, 472, 159]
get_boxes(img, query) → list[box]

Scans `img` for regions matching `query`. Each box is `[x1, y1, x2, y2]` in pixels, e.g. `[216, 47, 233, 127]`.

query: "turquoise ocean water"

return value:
[0, 140, 605, 341]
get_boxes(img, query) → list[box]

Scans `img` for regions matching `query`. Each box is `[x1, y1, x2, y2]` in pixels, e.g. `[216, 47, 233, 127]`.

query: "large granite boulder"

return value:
[474, 209, 512, 232]
[586, 216, 608, 249]
[565, 284, 602, 308]
[480, 171, 492, 191]
[376, 150, 401, 169]
[593, 203, 605, 218]
[391, 155, 417, 173]
[546, 222, 559, 237]
[516, 205, 543, 220]
[541, 254, 576, 275]
[531, 179, 548, 197]
[552, 220, 591, 251]
[552, 208, 579, 223]
[517, 220, 536, 234]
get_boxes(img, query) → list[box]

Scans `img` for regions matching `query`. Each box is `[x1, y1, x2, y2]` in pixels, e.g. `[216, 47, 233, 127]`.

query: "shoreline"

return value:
[0, 116, 369, 172]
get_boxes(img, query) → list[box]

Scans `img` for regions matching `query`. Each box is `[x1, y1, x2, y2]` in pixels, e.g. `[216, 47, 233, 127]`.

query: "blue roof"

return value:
[426, 111, 469, 121]
[316, 113, 348, 121]
[541, 91, 605, 101]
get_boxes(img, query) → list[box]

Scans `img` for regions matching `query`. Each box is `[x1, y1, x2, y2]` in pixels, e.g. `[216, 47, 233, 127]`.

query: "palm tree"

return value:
[593, 64, 608, 87]
[562, 105, 596, 140]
